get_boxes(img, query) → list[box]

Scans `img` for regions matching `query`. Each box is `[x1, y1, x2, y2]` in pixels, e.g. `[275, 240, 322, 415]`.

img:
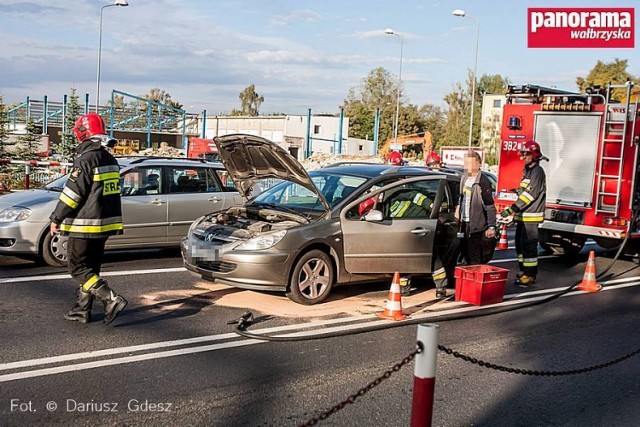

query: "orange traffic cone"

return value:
[576, 251, 602, 293]
[496, 224, 509, 250]
[377, 272, 408, 321]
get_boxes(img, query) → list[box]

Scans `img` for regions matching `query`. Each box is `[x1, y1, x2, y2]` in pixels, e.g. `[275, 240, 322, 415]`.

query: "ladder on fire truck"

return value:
[595, 83, 634, 215]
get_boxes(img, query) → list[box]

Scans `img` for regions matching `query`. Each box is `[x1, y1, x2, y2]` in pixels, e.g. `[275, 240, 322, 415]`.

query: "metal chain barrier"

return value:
[438, 344, 640, 376]
[298, 342, 424, 427]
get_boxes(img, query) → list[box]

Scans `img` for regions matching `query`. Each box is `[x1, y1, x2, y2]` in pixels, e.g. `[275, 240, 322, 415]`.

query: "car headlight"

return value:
[235, 230, 287, 251]
[0, 207, 32, 222]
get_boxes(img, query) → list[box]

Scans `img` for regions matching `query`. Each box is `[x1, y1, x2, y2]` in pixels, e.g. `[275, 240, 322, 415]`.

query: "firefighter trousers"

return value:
[515, 221, 539, 277]
[67, 237, 109, 291]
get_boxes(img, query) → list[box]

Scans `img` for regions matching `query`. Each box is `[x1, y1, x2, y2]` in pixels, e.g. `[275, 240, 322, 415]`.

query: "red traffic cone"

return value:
[377, 272, 408, 321]
[496, 224, 509, 250]
[576, 251, 602, 292]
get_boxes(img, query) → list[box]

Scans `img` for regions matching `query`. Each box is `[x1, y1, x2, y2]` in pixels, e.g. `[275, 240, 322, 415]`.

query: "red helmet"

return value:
[73, 113, 106, 143]
[425, 151, 442, 166]
[387, 150, 402, 165]
[520, 140, 543, 160]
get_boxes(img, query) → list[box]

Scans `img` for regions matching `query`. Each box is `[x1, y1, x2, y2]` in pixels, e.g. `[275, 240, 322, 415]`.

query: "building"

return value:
[480, 94, 506, 163]
[195, 114, 368, 161]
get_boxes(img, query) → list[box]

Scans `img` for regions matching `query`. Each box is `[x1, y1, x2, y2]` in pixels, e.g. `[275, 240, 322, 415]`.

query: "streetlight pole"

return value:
[452, 9, 479, 148]
[96, 0, 129, 113]
[385, 29, 403, 146]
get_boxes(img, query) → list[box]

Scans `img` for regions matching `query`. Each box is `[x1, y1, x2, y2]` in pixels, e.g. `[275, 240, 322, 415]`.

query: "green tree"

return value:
[342, 67, 405, 147]
[441, 71, 509, 148]
[15, 118, 42, 160]
[0, 95, 11, 160]
[419, 104, 446, 150]
[576, 59, 639, 101]
[57, 88, 82, 161]
[236, 84, 264, 116]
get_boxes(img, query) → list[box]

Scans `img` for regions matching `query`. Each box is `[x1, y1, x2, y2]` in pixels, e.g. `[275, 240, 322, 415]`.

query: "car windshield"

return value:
[251, 170, 368, 213]
[43, 175, 69, 191]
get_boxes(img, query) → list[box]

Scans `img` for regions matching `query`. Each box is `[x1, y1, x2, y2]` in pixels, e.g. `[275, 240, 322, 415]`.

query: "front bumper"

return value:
[181, 237, 294, 291]
[0, 221, 43, 255]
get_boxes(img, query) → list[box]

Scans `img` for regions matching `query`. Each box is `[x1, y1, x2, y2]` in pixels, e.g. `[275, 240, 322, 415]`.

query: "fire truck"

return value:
[186, 137, 220, 162]
[496, 83, 640, 256]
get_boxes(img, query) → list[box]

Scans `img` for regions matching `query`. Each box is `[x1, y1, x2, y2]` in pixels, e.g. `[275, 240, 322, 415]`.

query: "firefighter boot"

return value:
[89, 280, 128, 326]
[515, 275, 536, 287]
[64, 287, 94, 323]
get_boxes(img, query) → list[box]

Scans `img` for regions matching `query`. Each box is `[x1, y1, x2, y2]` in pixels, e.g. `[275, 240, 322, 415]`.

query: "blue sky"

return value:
[0, 0, 637, 115]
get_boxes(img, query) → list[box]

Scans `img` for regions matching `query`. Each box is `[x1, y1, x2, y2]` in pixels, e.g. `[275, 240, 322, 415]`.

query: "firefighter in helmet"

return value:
[386, 149, 403, 166]
[500, 140, 547, 286]
[49, 113, 127, 325]
[425, 151, 443, 168]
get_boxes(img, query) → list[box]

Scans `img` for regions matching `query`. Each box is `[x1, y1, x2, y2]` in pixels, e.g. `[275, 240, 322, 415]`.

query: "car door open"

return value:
[339, 176, 447, 274]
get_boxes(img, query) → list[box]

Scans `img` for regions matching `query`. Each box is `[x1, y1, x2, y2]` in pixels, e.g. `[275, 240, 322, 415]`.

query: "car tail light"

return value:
[602, 217, 628, 227]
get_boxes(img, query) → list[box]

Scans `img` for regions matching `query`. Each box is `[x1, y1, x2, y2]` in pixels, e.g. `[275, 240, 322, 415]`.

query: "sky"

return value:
[0, 0, 638, 115]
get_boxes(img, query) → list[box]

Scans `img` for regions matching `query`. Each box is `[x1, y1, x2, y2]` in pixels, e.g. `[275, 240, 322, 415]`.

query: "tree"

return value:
[56, 88, 82, 161]
[419, 104, 446, 150]
[0, 95, 11, 160]
[15, 118, 42, 160]
[441, 71, 510, 148]
[342, 67, 404, 147]
[576, 59, 639, 101]
[237, 84, 264, 116]
[144, 88, 183, 109]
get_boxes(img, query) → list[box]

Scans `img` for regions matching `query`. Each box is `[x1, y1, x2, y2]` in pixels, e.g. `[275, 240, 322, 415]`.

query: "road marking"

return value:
[1, 279, 639, 383]
[0, 267, 187, 284]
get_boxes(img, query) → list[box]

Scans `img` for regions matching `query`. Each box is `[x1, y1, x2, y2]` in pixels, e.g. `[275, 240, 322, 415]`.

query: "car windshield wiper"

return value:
[45, 186, 64, 192]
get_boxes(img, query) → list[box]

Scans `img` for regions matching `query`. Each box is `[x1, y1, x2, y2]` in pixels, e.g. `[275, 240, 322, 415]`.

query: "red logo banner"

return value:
[528, 8, 635, 48]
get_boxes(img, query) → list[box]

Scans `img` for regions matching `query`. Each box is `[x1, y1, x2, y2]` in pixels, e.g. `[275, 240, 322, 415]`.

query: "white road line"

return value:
[0, 340, 262, 383]
[0, 267, 187, 284]
[2, 280, 639, 383]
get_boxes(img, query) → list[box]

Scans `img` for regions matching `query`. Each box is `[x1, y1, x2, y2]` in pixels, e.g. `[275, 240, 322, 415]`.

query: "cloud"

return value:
[350, 29, 422, 41]
[0, 2, 66, 15]
[270, 9, 322, 27]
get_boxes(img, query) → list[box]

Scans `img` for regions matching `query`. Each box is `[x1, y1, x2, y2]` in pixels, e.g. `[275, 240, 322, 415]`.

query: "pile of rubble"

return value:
[301, 152, 384, 171]
[135, 142, 185, 157]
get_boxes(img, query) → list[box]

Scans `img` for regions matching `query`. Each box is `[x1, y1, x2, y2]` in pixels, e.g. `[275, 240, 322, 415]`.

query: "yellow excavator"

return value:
[380, 131, 433, 159]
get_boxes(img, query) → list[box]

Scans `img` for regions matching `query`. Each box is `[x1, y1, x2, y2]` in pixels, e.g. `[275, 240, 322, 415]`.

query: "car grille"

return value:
[198, 261, 237, 273]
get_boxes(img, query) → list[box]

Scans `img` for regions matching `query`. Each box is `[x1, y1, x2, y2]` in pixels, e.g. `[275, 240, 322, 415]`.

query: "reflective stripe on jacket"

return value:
[513, 163, 546, 223]
[50, 139, 123, 239]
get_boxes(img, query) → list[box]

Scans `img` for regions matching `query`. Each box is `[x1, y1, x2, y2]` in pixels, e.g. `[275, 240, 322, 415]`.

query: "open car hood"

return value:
[214, 134, 330, 211]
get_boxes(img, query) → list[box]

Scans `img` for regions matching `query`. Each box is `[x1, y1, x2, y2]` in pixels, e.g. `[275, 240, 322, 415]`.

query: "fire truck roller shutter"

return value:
[534, 113, 601, 207]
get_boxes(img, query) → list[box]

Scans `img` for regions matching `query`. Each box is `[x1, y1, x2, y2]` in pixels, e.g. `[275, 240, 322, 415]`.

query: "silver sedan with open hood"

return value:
[181, 134, 461, 304]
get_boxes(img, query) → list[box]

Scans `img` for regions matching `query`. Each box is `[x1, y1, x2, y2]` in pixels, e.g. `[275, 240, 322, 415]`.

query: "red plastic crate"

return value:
[454, 265, 509, 306]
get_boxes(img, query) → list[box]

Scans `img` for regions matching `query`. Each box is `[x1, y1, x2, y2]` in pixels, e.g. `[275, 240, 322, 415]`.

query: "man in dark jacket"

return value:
[49, 113, 127, 325]
[500, 140, 547, 286]
[456, 151, 497, 264]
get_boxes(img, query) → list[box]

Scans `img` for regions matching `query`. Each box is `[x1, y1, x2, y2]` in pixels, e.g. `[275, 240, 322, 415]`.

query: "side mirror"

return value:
[363, 209, 384, 222]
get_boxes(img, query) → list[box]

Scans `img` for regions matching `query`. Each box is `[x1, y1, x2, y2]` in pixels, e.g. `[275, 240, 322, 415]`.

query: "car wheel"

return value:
[286, 250, 334, 305]
[42, 231, 69, 267]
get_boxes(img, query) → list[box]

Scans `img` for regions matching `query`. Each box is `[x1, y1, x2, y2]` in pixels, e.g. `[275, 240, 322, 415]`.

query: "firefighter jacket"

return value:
[49, 138, 123, 238]
[512, 162, 546, 223]
[458, 172, 497, 234]
[387, 189, 433, 218]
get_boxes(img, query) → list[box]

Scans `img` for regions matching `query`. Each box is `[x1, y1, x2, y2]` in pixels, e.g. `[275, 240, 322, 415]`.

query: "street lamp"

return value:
[452, 9, 479, 148]
[384, 28, 403, 146]
[96, 0, 128, 113]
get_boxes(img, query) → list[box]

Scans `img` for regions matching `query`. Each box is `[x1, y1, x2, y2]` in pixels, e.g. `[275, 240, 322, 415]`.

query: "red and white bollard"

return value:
[411, 323, 439, 427]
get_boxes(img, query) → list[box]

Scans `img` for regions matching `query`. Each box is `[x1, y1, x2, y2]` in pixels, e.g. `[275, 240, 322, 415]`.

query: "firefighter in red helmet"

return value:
[49, 113, 127, 325]
[386, 149, 403, 166]
[500, 140, 547, 286]
[425, 151, 442, 168]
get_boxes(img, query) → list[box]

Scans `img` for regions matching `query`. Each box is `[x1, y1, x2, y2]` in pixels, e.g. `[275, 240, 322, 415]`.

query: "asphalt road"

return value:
[1, 242, 639, 426]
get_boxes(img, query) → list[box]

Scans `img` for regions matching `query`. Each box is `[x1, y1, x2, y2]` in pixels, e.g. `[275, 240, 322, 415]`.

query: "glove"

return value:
[500, 207, 514, 219]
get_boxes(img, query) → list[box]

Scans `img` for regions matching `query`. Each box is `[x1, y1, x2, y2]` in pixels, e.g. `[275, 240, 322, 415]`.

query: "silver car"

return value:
[0, 157, 242, 266]
[182, 134, 461, 305]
